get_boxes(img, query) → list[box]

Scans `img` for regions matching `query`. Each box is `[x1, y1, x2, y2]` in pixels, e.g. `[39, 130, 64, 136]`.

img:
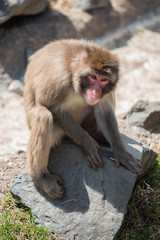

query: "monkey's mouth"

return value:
[92, 90, 98, 96]
[84, 86, 102, 105]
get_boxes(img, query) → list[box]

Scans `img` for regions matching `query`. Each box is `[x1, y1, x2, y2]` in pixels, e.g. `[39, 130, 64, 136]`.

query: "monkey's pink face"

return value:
[84, 73, 110, 105]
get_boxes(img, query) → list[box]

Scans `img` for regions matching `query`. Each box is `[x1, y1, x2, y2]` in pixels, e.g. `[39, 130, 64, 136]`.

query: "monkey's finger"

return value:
[57, 176, 64, 186]
[92, 147, 102, 166]
[90, 152, 103, 167]
[128, 164, 142, 175]
[122, 159, 134, 172]
[128, 153, 142, 166]
[87, 155, 98, 169]
[126, 153, 143, 174]
[95, 141, 100, 150]
[121, 157, 142, 175]
[96, 154, 103, 167]
[131, 159, 142, 171]
[91, 138, 100, 150]
[128, 161, 142, 175]
[115, 158, 120, 168]
[115, 155, 134, 171]
[92, 150, 103, 165]
[86, 160, 91, 168]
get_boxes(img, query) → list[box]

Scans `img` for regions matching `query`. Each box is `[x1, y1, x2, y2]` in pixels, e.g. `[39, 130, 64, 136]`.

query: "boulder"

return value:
[124, 100, 160, 131]
[11, 134, 157, 240]
[0, 0, 47, 24]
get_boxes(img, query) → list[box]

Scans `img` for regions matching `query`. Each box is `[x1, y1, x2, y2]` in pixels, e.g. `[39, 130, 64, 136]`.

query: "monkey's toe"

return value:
[34, 173, 65, 199]
[131, 162, 143, 175]
[86, 154, 103, 169]
[126, 153, 143, 175]
[46, 185, 65, 199]
[45, 175, 65, 199]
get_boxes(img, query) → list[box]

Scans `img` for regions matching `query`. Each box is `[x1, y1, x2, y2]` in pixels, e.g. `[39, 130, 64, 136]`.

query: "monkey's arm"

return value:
[48, 107, 102, 169]
[94, 98, 142, 175]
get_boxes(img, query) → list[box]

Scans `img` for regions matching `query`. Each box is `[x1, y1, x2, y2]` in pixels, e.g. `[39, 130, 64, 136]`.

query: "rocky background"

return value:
[0, 0, 160, 230]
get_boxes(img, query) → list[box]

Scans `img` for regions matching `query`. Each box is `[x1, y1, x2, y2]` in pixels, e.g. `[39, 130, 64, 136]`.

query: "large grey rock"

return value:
[11, 135, 157, 240]
[70, 0, 112, 11]
[0, 0, 47, 24]
[124, 100, 160, 130]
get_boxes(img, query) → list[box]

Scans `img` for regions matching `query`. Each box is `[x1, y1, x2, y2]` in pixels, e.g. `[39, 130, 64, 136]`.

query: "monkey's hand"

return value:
[113, 149, 142, 175]
[82, 135, 103, 169]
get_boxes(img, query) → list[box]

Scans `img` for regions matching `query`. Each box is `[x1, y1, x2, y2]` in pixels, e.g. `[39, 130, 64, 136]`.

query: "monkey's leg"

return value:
[27, 106, 64, 199]
[95, 100, 142, 175]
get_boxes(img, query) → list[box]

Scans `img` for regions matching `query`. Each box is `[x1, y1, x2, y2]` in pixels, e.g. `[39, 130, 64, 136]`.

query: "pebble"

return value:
[8, 80, 24, 95]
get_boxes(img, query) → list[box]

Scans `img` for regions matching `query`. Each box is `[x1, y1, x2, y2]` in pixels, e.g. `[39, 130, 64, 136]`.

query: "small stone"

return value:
[124, 100, 160, 131]
[8, 80, 24, 95]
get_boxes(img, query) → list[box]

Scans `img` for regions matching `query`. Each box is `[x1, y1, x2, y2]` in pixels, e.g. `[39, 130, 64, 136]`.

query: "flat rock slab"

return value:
[11, 134, 157, 240]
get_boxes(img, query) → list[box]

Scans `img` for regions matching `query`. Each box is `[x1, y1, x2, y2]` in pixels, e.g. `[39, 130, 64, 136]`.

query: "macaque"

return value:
[24, 39, 142, 199]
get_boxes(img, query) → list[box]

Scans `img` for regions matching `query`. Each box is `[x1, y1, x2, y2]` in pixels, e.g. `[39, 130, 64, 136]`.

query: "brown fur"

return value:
[24, 39, 142, 199]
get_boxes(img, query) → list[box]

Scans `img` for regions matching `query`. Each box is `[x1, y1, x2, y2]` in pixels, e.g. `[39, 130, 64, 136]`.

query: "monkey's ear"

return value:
[77, 50, 88, 64]
[71, 50, 88, 70]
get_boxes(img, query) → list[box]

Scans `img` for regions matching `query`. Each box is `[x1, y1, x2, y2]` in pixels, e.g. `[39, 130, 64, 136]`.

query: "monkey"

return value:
[24, 39, 142, 199]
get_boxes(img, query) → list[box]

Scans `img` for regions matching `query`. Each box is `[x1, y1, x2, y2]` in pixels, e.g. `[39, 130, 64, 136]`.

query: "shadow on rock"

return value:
[12, 134, 144, 213]
[46, 140, 137, 213]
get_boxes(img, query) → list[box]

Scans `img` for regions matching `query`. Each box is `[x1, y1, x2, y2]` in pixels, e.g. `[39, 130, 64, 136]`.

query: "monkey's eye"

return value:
[101, 78, 108, 82]
[91, 75, 97, 80]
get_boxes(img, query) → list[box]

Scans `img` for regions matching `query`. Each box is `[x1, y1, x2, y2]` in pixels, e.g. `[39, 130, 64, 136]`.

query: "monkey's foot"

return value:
[34, 173, 65, 199]
[114, 150, 143, 175]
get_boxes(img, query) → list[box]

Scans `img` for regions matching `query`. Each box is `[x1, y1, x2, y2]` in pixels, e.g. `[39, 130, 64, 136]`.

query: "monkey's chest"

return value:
[61, 94, 91, 124]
